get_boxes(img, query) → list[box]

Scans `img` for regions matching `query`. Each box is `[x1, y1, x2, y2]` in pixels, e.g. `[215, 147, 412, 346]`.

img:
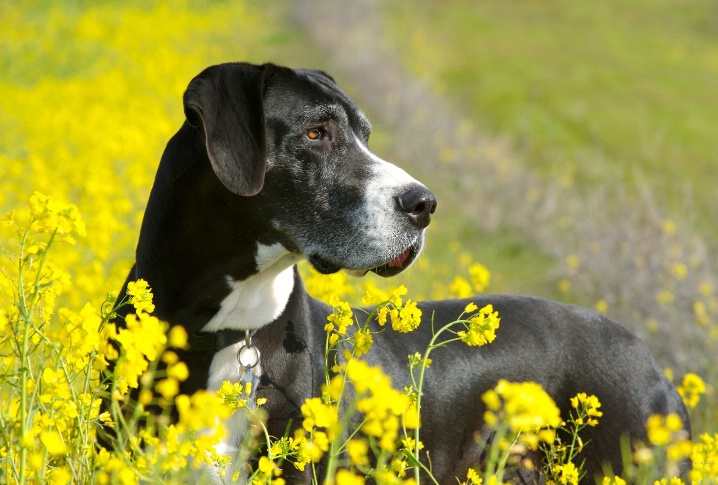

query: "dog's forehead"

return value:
[267, 68, 372, 135]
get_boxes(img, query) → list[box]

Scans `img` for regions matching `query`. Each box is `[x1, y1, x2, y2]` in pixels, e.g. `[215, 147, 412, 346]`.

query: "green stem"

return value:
[16, 226, 49, 484]
[323, 374, 353, 482]
[484, 422, 510, 480]
[412, 314, 466, 484]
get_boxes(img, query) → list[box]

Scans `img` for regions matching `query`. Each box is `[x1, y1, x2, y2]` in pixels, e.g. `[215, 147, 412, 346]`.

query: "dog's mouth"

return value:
[308, 243, 420, 278]
[368, 245, 419, 278]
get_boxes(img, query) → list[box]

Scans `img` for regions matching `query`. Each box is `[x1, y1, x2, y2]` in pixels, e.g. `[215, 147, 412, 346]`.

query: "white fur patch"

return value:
[202, 243, 297, 483]
[354, 134, 423, 216]
[201, 243, 300, 332]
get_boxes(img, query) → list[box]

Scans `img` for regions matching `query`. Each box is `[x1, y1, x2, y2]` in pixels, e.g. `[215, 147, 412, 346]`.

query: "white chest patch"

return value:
[201, 242, 299, 483]
[201, 242, 300, 332]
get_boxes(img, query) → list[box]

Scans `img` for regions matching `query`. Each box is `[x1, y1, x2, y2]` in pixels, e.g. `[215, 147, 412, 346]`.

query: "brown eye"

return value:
[306, 127, 327, 141]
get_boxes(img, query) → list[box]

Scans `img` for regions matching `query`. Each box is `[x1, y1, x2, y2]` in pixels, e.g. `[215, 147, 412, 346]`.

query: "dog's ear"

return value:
[183, 63, 275, 196]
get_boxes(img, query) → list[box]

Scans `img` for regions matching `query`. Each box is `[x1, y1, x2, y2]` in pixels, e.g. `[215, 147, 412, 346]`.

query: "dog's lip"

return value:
[312, 240, 422, 278]
[369, 244, 419, 278]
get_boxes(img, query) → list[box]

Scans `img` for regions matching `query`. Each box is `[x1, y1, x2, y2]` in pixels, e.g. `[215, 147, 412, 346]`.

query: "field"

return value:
[1, 1, 716, 483]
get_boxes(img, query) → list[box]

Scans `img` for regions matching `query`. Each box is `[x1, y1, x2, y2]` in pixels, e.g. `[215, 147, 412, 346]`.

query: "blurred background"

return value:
[1, 0, 716, 432]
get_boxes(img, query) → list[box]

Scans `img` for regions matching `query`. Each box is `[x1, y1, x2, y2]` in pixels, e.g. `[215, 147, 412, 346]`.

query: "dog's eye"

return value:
[306, 127, 328, 141]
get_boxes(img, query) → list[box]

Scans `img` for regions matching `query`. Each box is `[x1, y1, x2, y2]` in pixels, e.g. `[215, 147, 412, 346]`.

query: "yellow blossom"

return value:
[463, 468, 482, 484]
[126, 279, 155, 313]
[677, 373, 705, 409]
[301, 397, 339, 437]
[354, 328, 373, 356]
[646, 413, 686, 447]
[391, 299, 422, 333]
[482, 380, 562, 450]
[156, 378, 180, 399]
[168, 325, 189, 349]
[450, 276, 473, 298]
[167, 361, 189, 381]
[347, 439, 369, 466]
[40, 430, 67, 455]
[602, 477, 627, 485]
[458, 304, 500, 347]
[468, 262, 491, 293]
[335, 469, 365, 485]
[555, 462, 579, 485]
[570, 392, 603, 426]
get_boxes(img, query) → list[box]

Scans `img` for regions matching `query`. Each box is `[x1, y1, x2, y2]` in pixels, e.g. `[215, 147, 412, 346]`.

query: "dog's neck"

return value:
[201, 243, 301, 332]
[133, 125, 300, 334]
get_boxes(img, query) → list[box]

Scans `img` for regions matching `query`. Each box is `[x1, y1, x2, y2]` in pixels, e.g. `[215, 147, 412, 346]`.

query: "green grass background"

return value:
[386, 0, 718, 234]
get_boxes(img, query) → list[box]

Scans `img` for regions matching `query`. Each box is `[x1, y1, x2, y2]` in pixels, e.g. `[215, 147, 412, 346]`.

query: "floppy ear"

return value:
[183, 62, 275, 196]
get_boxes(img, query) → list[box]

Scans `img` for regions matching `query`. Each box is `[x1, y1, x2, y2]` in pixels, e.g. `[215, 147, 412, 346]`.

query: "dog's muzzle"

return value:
[307, 185, 436, 277]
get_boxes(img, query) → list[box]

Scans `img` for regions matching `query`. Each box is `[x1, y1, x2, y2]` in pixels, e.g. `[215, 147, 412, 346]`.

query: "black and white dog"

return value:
[114, 62, 689, 483]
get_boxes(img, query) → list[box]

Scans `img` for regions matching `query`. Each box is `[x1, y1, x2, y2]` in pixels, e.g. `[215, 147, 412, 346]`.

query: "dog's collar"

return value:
[188, 329, 253, 354]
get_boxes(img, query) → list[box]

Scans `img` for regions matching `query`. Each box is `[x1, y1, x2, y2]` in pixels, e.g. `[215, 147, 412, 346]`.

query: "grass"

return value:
[384, 0, 718, 236]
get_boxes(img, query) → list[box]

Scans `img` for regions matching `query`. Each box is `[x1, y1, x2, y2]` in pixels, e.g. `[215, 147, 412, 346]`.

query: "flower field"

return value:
[1, 2, 716, 484]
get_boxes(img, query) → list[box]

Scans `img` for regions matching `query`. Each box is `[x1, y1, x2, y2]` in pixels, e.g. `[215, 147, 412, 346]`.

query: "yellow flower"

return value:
[126, 279, 155, 313]
[40, 430, 67, 455]
[168, 325, 188, 349]
[465, 468, 482, 484]
[602, 477, 627, 485]
[555, 462, 579, 485]
[28, 191, 86, 242]
[335, 469, 365, 485]
[217, 380, 248, 411]
[347, 439, 369, 466]
[403, 405, 420, 429]
[389, 285, 408, 307]
[482, 380, 562, 450]
[113, 311, 167, 392]
[570, 392, 603, 426]
[167, 361, 189, 381]
[301, 397, 339, 437]
[343, 359, 415, 452]
[458, 304, 500, 347]
[691, 432, 718, 483]
[653, 479, 686, 485]
[450, 276, 473, 298]
[391, 299, 422, 333]
[468, 263, 491, 293]
[258, 456, 277, 477]
[361, 283, 388, 306]
[677, 373, 705, 409]
[156, 378, 180, 399]
[354, 328, 373, 356]
[47, 466, 73, 485]
[401, 437, 424, 451]
[646, 413, 685, 447]
[594, 299, 608, 313]
[326, 296, 355, 339]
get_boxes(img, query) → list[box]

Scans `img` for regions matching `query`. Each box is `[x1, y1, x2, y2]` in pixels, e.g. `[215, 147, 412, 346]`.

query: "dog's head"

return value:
[183, 62, 436, 278]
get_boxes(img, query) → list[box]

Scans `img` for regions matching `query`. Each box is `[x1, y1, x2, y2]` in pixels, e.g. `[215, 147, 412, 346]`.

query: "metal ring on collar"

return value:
[237, 344, 260, 369]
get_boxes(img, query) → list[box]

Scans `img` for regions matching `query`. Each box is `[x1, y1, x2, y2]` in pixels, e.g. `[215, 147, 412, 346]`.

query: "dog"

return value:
[113, 62, 690, 483]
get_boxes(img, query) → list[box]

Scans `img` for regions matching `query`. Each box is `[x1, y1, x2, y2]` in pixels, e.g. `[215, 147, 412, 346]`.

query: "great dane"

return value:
[113, 62, 690, 483]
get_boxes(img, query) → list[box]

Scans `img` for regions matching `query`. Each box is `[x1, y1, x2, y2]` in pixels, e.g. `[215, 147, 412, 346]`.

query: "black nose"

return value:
[395, 185, 437, 229]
